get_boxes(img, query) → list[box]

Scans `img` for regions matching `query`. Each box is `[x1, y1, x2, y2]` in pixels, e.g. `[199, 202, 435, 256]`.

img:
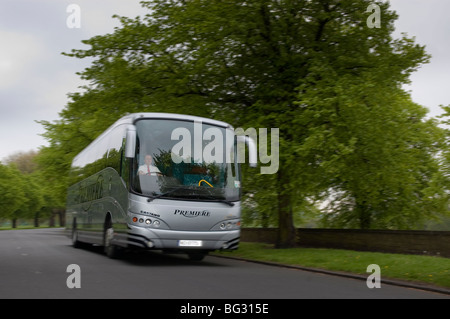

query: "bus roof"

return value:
[125, 112, 232, 129]
[71, 112, 233, 164]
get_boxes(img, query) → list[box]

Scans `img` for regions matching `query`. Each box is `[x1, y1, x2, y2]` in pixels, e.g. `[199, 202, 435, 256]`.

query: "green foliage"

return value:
[13, 169, 44, 221]
[0, 164, 25, 220]
[299, 74, 447, 229]
[0, 152, 47, 226]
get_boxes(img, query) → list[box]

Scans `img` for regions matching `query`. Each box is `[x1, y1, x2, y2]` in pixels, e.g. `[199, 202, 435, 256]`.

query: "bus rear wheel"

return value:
[72, 228, 82, 248]
[104, 218, 121, 259]
[72, 220, 83, 248]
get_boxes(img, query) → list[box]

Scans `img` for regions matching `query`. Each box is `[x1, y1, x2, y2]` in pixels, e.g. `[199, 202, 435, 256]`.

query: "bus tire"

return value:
[188, 252, 206, 261]
[72, 221, 82, 248]
[104, 217, 121, 259]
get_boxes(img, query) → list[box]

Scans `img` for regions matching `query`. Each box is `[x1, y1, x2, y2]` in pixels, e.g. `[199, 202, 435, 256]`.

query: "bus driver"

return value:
[138, 154, 162, 176]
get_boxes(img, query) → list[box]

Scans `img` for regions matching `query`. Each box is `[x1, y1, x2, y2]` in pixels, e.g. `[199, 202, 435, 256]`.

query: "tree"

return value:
[0, 164, 26, 227]
[10, 169, 44, 228]
[3, 152, 45, 227]
[299, 75, 447, 229]
[3, 150, 38, 174]
[40, 0, 443, 246]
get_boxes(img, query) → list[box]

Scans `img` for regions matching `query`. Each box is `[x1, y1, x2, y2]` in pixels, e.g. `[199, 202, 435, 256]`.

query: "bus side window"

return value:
[120, 138, 130, 188]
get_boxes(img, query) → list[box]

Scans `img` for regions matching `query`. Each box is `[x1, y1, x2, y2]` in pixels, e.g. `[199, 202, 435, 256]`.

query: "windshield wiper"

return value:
[216, 199, 235, 207]
[147, 188, 181, 202]
[196, 195, 235, 207]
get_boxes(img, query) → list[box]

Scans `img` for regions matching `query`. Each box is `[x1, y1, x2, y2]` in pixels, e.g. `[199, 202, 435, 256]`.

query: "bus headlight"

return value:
[129, 212, 163, 228]
[216, 220, 240, 231]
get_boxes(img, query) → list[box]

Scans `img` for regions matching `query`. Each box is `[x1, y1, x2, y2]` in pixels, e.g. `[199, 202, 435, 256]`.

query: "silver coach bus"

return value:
[66, 113, 256, 260]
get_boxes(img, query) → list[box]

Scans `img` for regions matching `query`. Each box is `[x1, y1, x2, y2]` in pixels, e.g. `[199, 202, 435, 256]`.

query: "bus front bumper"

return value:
[125, 225, 240, 251]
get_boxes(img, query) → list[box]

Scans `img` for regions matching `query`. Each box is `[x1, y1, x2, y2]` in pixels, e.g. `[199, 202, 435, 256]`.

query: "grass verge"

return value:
[214, 242, 450, 289]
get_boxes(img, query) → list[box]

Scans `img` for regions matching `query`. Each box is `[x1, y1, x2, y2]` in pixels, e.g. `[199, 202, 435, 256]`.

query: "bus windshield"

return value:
[131, 118, 241, 202]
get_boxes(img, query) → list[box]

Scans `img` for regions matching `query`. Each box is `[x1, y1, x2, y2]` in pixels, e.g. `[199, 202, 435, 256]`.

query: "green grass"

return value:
[215, 242, 450, 289]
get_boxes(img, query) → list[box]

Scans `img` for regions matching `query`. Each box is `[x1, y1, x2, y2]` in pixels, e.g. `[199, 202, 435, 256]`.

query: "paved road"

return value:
[0, 228, 448, 300]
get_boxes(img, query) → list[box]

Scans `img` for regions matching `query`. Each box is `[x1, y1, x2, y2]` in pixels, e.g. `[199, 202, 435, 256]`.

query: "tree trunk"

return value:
[275, 167, 296, 248]
[12, 218, 17, 228]
[49, 211, 55, 227]
[358, 202, 372, 229]
[34, 212, 40, 228]
[58, 209, 66, 227]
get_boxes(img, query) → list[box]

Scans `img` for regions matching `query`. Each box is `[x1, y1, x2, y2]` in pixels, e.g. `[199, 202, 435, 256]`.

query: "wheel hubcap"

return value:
[105, 228, 114, 246]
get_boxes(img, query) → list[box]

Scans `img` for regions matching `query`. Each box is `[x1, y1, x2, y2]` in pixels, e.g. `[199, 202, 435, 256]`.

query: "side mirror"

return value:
[125, 126, 136, 158]
[236, 135, 257, 167]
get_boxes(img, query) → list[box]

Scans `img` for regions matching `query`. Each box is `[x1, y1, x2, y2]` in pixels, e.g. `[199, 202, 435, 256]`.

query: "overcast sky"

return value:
[0, 0, 449, 161]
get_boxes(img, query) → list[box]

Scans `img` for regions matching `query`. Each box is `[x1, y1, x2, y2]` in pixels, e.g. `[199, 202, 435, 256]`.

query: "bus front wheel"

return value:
[187, 252, 207, 261]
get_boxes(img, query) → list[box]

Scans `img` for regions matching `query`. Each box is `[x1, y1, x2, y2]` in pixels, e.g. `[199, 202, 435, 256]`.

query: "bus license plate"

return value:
[179, 240, 202, 247]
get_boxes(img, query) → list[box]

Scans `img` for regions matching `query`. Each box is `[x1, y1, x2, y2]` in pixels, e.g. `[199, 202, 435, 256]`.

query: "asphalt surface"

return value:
[0, 228, 448, 300]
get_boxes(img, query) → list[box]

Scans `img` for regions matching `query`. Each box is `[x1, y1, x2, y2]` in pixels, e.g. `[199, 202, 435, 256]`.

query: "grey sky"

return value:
[0, 0, 146, 161]
[0, 0, 449, 161]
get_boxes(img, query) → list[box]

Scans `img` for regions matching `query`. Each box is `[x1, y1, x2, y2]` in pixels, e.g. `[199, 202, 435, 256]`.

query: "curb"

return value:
[211, 254, 450, 296]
